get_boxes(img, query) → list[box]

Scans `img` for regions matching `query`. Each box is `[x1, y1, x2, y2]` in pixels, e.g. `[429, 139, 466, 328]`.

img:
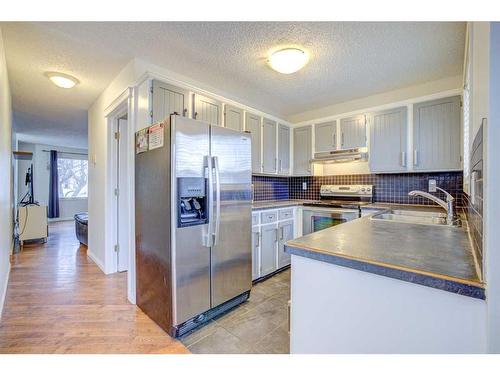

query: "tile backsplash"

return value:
[289, 172, 464, 206]
[253, 172, 464, 207]
[465, 123, 484, 266]
[252, 176, 289, 201]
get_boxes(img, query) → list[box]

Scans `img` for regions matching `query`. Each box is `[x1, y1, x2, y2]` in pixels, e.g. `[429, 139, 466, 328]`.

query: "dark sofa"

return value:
[74, 212, 88, 246]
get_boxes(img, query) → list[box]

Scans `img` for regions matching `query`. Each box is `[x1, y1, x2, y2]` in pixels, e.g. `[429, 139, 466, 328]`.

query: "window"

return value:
[57, 157, 88, 198]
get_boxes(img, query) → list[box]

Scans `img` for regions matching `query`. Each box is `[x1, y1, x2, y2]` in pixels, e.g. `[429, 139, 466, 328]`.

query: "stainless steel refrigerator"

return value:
[135, 115, 252, 337]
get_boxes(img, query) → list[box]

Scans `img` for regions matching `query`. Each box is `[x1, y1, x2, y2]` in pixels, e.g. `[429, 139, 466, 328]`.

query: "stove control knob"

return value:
[361, 188, 365, 192]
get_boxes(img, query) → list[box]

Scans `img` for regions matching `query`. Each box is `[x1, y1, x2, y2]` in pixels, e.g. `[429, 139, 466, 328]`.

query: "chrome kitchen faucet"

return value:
[408, 187, 460, 226]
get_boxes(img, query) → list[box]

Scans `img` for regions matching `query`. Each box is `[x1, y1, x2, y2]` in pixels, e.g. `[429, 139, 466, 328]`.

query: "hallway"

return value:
[0, 221, 189, 354]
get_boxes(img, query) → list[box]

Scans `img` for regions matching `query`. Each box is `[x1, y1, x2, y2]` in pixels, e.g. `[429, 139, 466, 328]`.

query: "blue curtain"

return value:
[48, 150, 60, 218]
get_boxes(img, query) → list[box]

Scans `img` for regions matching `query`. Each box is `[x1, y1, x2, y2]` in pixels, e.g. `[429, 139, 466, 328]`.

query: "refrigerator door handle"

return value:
[213, 156, 221, 246]
[204, 155, 214, 247]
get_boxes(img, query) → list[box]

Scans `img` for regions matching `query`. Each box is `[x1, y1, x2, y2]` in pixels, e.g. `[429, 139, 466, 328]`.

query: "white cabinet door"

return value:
[245, 112, 262, 174]
[278, 124, 290, 175]
[252, 227, 260, 281]
[278, 220, 293, 268]
[193, 94, 222, 125]
[413, 96, 462, 171]
[152, 80, 189, 123]
[260, 224, 277, 277]
[369, 107, 408, 173]
[293, 125, 312, 176]
[315, 121, 337, 153]
[262, 118, 277, 174]
[224, 104, 243, 131]
[340, 115, 367, 149]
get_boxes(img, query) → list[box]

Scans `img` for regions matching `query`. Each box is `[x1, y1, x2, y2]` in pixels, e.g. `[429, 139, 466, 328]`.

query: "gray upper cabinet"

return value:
[262, 118, 277, 174]
[315, 120, 337, 153]
[413, 96, 461, 171]
[340, 115, 367, 149]
[224, 104, 243, 132]
[293, 125, 312, 176]
[193, 93, 222, 125]
[152, 80, 189, 123]
[369, 107, 408, 173]
[278, 124, 290, 175]
[245, 112, 262, 173]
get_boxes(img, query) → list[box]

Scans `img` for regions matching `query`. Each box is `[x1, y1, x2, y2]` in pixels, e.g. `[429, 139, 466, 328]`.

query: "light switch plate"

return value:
[428, 179, 437, 193]
[302, 182, 307, 191]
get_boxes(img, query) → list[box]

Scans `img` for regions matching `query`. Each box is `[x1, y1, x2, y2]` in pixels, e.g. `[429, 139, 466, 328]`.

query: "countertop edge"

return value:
[285, 244, 486, 300]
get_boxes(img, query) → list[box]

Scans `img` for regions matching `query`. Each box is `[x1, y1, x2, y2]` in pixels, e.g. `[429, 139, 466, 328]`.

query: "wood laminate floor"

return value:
[0, 221, 189, 354]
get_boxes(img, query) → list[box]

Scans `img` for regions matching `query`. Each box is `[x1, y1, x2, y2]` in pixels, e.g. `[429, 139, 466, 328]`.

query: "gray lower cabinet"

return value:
[315, 120, 337, 152]
[193, 93, 222, 125]
[224, 104, 243, 131]
[245, 112, 262, 174]
[293, 125, 312, 176]
[369, 107, 408, 173]
[278, 220, 293, 268]
[152, 80, 189, 122]
[413, 96, 462, 171]
[262, 118, 277, 174]
[252, 227, 260, 280]
[340, 115, 367, 149]
[278, 124, 290, 175]
[260, 223, 278, 277]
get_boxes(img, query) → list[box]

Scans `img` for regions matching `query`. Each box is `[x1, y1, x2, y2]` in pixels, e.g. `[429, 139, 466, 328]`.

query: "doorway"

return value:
[115, 113, 129, 272]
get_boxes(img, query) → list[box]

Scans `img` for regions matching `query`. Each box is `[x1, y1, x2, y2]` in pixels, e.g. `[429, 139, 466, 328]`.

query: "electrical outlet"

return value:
[428, 179, 437, 193]
[302, 182, 307, 191]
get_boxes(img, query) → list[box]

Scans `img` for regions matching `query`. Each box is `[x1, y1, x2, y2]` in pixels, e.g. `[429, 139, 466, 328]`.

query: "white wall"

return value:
[291, 255, 487, 353]
[470, 22, 490, 140]
[16, 142, 88, 221]
[485, 21, 500, 353]
[0, 27, 13, 317]
[288, 75, 462, 124]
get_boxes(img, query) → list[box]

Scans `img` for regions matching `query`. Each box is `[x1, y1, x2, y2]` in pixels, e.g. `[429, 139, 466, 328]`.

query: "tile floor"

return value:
[181, 269, 291, 354]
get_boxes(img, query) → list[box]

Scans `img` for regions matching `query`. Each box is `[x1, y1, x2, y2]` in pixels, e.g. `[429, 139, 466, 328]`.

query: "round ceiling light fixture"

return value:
[45, 72, 79, 89]
[267, 48, 309, 74]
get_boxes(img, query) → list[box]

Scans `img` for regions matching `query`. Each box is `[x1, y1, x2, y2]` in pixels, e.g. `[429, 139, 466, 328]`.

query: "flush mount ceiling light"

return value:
[268, 48, 309, 74]
[45, 72, 79, 89]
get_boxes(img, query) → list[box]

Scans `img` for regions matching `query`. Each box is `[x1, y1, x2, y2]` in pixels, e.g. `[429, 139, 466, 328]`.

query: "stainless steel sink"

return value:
[371, 209, 449, 226]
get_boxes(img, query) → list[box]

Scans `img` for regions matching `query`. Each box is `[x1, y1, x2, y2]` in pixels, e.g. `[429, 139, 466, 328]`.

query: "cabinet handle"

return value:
[275, 228, 278, 243]
[194, 111, 198, 119]
[275, 157, 278, 172]
[413, 150, 418, 166]
[280, 226, 284, 241]
[401, 151, 406, 167]
[279, 159, 282, 172]
[254, 232, 260, 247]
[183, 108, 188, 117]
[332, 132, 336, 147]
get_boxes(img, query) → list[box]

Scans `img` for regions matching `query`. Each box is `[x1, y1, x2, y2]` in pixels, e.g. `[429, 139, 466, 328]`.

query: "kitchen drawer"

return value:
[261, 211, 278, 224]
[252, 213, 259, 226]
[279, 208, 294, 220]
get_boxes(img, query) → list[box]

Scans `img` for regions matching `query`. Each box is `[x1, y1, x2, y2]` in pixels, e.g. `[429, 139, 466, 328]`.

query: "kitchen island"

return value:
[285, 209, 487, 353]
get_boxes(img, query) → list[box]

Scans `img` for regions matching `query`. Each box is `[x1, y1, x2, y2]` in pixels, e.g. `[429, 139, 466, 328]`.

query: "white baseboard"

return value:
[87, 250, 106, 274]
[0, 262, 11, 319]
[48, 217, 74, 223]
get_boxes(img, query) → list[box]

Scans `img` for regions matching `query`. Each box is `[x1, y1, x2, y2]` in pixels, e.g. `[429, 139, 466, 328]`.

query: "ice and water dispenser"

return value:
[177, 177, 208, 227]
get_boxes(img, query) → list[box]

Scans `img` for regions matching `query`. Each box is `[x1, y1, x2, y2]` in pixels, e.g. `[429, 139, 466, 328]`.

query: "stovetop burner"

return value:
[304, 184, 374, 209]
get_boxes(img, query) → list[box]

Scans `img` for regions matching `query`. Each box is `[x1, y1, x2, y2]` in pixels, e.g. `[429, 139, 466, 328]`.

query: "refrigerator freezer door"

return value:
[210, 126, 252, 307]
[172, 116, 211, 325]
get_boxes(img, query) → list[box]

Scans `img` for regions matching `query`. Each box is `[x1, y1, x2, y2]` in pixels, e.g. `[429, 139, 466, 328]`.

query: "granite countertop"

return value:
[285, 209, 485, 299]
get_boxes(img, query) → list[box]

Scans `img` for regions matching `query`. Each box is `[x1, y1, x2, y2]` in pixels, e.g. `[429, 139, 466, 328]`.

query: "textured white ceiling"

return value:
[1, 22, 465, 145]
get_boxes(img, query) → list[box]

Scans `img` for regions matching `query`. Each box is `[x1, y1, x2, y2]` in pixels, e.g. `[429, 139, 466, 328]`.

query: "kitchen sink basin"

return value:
[371, 209, 448, 226]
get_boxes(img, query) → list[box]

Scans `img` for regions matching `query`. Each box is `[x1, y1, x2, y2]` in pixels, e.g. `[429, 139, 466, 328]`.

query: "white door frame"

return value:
[104, 87, 136, 304]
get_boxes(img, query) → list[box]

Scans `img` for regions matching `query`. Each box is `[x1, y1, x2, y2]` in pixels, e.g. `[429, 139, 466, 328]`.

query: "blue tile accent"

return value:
[252, 176, 290, 201]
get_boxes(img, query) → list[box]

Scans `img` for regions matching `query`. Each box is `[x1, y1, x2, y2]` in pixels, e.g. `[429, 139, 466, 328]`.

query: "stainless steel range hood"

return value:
[311, 148, 368, 164]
